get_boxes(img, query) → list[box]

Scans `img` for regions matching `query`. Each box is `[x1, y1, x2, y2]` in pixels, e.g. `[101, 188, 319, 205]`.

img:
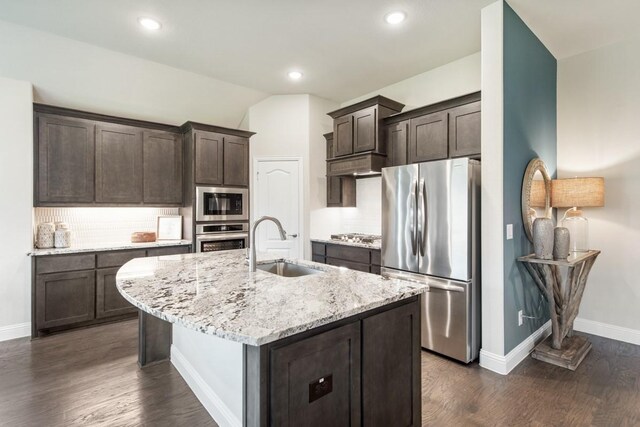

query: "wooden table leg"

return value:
[138, 310, 172, 368]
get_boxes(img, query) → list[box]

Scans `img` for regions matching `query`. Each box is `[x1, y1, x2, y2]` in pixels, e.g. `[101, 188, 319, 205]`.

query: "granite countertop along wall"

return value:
[310, 238, 381, 250]
[28, 240, 192, 256]
[116, 250, 426, 346]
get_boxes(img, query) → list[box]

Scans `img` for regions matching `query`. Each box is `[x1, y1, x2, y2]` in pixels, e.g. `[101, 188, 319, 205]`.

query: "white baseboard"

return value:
[573, 317, 640, 346]
[0, 322, 30, 342]
[170, 345, 242, 427]
[479, 320, 551, 375]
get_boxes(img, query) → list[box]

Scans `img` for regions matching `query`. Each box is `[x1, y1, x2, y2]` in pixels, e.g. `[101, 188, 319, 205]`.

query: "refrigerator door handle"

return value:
[426, 282, 465, 293]
[410, 178, 418, 255]
[418, 178, 427, 256]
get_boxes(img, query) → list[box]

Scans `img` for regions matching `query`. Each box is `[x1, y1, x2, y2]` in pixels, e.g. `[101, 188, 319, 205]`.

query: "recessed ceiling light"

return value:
[288, 71, 303, 80]
[138, 17, 162, 30]
[384, 11, 406, 25]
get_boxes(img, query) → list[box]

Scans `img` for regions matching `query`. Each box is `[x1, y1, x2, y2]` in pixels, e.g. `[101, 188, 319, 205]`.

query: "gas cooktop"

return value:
[330, 233, 382, 245]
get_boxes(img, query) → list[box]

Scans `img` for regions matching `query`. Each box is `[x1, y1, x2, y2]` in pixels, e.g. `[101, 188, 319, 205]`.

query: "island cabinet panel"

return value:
[362, 300, 421, 427]
[408, 111, 449, 164]
[333, 115, 354, 157]
[36, 270, 96, 329]
[386, 120, 409, 167]
[36, 114, 96, 204]
[194, 131, 224, 185]
[449, 101, 481, 158]
[142, 130, 183, 205]
[312, 242, 381, 275]
[270, 322, 361, 427]
[353, 106, 377, 153]
[95, 124, 143, 203]
[223, 136, 249, 186]
[96, 267, 137, 318]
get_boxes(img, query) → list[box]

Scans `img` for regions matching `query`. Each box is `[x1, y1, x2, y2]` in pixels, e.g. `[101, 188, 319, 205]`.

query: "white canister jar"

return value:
[36, 223, 56, 249]
[54, 223, 72, 248]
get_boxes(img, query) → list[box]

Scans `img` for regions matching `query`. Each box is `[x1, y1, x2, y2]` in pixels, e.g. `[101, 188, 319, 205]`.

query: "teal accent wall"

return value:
[503, 2, 557, 353]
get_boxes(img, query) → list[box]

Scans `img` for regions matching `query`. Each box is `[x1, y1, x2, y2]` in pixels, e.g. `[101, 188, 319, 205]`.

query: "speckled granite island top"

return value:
[116, 249, 427, 346]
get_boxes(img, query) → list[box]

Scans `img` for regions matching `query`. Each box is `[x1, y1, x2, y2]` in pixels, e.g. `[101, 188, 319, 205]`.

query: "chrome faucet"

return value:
[249, 216, 287, 272]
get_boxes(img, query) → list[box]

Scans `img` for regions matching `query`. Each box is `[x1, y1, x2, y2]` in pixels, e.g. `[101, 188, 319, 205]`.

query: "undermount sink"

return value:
[257, 261, 324, 278]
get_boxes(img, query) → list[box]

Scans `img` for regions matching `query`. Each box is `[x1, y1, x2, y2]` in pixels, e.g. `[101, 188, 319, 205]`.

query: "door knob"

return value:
[288, 234, 298, 238]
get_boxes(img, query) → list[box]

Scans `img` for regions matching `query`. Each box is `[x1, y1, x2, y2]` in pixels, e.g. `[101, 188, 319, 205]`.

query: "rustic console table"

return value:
[518, 250, 600, 370]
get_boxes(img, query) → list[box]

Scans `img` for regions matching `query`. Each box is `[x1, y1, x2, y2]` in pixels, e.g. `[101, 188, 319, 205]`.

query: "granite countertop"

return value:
[116, 249, 426, 346]
[311, 238, 381, 250]
[28, 240, 192, 256]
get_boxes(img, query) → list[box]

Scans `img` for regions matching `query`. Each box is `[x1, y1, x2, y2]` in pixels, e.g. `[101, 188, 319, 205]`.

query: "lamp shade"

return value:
[551, 177, 605, 208]
[530, 179, 547, 208]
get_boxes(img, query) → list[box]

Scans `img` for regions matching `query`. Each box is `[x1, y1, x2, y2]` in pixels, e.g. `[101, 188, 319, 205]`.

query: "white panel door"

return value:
[255, 159, 301, 258]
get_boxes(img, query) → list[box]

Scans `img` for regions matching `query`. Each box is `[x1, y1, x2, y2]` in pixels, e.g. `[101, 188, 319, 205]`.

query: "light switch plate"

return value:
[506, 224, 513, 240]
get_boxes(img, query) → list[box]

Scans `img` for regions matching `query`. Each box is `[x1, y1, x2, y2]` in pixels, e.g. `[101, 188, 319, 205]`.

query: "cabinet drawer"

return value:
[97, 249, 146, 268]
[326, 244, 370, 264]
[36, 253, 95, 274]
[147, 245, 191, 257]
[311, 242, 326, 256]
[327, 257, 370, 273]
[371, 250, 381, 266]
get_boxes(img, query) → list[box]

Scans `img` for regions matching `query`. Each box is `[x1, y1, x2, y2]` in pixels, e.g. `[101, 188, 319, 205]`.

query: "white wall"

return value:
[0, 20, 267, 128]
[558, 36, 640, 344]
[0, 77, 33, 340]
[249, 94, 340, 257]
[340, 52, 481, 110]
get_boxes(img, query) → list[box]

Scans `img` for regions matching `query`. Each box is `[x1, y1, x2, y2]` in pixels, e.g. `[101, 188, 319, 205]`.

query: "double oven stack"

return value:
[194, 187, 249, 253]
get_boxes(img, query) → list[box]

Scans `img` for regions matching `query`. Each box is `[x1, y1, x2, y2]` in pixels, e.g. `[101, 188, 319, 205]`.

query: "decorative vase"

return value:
[553, 227, 570, 260]
[36, 222, 56, 249]
[533, 218, 554, 260]
[54, 222, 72, 248]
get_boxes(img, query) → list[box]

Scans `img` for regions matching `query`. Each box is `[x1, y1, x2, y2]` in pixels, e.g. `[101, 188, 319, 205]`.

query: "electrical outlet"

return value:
[518, 310, 524, 326]
[506, 224, 514, 240]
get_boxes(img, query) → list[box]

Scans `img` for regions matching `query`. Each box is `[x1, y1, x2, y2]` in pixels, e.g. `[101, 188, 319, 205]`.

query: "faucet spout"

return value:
[249, 216, 288, 272]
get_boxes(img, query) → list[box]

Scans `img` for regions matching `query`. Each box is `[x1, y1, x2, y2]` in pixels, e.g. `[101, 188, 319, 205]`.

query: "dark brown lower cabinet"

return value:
[33, 245, 190, 337]
[311, 242, 381, 275]
[96, 267, 137, 319]
[36, 270, 95, 329]
[270, 322, 361, 426]
[362, 299, 421, 427]
[244, 297, 421, 426]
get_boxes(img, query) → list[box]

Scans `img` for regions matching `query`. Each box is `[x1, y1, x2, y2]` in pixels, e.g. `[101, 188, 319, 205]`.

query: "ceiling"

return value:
[0, 1, 639, 102]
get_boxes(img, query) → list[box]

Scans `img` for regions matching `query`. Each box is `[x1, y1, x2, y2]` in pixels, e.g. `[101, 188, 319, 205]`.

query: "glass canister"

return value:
[54, 222, 72, 248]
[36, 222, 56, 249]
[562, 210, 588, 252]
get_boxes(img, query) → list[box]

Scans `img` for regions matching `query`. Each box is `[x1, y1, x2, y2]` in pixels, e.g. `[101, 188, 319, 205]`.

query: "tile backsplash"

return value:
[338, 177, 382, 235]
[34, 207, 180, 247]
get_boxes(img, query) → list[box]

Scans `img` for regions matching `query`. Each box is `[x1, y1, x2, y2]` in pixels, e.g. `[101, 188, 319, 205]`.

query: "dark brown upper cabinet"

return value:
[194, 131, 224, 185]
[324, 133, 356, 208]
[143, 130, 183, 205]
[333, 115, 353, 157]
[407, 111, 449, 164]
[383, 92, 481, 167]
[34, 104, 185, 207]
[324, 132, 334, 159]
[95, 123, 143, 203]
[223, 136, 249, 187]
[36, 114, 96, 204]
[386, 120, 409, 167]
[449, 101, 481, 158]
[182, 122, 255, 189]
[328, 96, 404, 159]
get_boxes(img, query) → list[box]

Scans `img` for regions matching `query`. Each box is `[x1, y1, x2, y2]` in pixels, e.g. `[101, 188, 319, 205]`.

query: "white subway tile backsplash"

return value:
[339, 177, 382, 235]
[33, 207, 180, 247]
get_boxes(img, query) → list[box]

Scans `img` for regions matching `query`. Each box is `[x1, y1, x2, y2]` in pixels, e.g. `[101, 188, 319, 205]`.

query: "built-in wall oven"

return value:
[195, 223, 249, 253]
[196, 187, 249, 222]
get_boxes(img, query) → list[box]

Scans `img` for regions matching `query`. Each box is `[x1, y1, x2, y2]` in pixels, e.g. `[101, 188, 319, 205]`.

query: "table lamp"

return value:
[551, 177, 605, 252]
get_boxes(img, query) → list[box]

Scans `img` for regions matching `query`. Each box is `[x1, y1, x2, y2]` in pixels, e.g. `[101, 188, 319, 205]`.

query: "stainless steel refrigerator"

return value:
[381, 158, 480, 363]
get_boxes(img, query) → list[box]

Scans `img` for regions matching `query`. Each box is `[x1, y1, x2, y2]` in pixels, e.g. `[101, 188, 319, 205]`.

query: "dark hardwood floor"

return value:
[422, 333, 640, 426]
[1, 320, 638, 426]
[0, 320, 217, 427]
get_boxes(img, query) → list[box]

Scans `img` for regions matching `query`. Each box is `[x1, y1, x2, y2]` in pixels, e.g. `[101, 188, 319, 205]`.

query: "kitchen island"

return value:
[116, 250, 427, 427]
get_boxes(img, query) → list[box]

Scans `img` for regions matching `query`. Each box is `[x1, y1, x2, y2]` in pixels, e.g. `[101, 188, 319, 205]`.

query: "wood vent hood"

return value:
[326, 153, 386, 177]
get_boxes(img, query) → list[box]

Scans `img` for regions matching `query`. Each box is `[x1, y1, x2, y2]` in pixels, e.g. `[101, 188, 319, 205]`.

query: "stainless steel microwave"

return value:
[195, 187, 249, 222]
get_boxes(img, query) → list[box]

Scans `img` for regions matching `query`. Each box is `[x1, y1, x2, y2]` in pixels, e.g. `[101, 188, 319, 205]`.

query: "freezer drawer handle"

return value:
[427, 282, 465, 293]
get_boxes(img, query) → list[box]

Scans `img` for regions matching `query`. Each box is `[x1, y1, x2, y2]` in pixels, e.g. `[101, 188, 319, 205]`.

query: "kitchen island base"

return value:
[138, 297, 421, 426]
